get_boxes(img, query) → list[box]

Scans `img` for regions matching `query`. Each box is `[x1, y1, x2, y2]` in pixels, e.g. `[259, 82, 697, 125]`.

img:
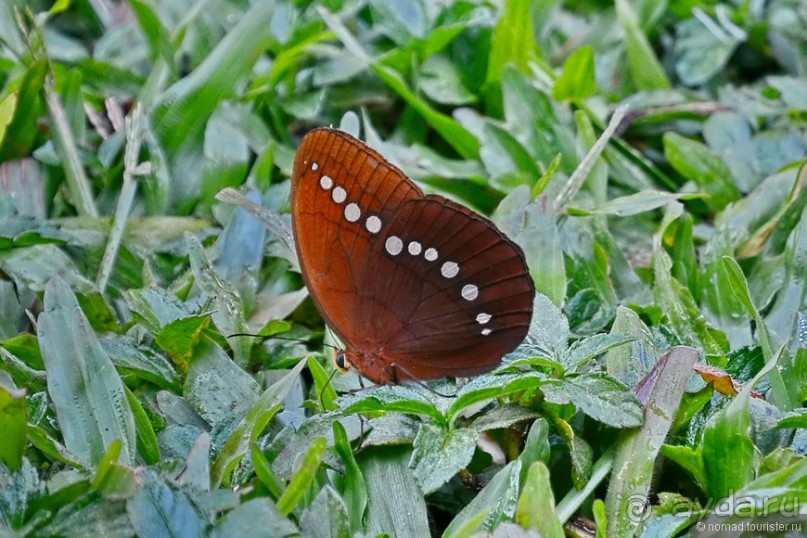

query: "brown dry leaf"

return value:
[693, 362, 740, 396]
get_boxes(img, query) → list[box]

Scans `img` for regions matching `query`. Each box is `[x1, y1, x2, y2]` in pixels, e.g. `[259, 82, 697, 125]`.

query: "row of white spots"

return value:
[312, 160, 493, 337]
[383, 235, 491, 337]
[313, 162, 383, 236]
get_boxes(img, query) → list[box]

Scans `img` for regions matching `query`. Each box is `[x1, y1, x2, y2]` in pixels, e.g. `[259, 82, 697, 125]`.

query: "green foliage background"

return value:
[1, 0, 806, 536]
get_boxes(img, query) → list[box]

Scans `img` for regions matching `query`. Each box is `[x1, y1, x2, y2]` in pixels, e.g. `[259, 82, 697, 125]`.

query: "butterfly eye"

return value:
[334, 351, 349, 371]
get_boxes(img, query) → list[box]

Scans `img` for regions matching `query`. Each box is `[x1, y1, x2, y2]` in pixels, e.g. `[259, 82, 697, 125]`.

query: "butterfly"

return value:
[290, 128, 534, 384]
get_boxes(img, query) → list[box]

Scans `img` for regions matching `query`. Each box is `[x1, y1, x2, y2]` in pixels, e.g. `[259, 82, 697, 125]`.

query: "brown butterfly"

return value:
[291, 128, 534, 384]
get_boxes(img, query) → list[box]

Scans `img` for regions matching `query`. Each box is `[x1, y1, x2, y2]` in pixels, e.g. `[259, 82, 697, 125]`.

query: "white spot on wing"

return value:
[461, 284, 478, 301]
[441, 261, 459, 278]
[366, 216, 382, 234]
[476, 313, 491, 324]
[425, 248, 438, 261]
[320, 175, 333, 190]
[345, 203, 360, 222]
[481, 328, 492, 336]
[312, 162, 319, 171]
[408, 241, 422, 255]
[332, 186, 347, 203]
[385, 236, 403, 255]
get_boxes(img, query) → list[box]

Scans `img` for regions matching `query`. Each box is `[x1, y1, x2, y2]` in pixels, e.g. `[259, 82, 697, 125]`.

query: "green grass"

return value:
[1, 0, 807, 536]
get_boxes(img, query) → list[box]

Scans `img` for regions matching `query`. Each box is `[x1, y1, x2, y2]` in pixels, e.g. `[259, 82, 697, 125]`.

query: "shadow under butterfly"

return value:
[291, 128, 535, 385]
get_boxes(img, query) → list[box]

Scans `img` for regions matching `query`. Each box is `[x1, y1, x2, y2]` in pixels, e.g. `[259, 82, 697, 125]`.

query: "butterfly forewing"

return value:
[291, 129, 422, 345]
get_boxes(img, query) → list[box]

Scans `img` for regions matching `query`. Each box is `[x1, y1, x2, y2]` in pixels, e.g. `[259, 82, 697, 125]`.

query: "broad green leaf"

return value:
[177, 432, 210, 492]
[605, 346, 699, 537]
[542, 375, 643, 428]
[186, 234, 250, 367]
[471, 404, 540, 432]
[448, 373, 546, 424]
[212, 498, 298, 538]
[444, 460, 522, 536]
[372, 64, 479, 159]
[215, 188, 297, 270]
[124, 386, 160, 465]
[368, 0, 425, 41]
[606, 306, 658, 388]
[766, 205, 807, 347]
[501, 67, 577, 173]
[552, 415, 593, 489]
[27, 424, 82, 468]
[308, 357, 338, 412]
[668, 214, 699, 300]
[0, 88, 17, 148]
[184, 336, 259, 426]
[298, 486, 351, 538]
[578, 191, 692, 217]
[495, 188, 566, 306]
[653, 249, 725, 356]
[486, 0, 536, 89]
[0, 60, 46, 161]
[552, 46, 596, 101]
[125, 288, 213, 370]
[38, 279, 136, 466]
[267, 414, 361, 482]
[0, 244, 95, 294]
[518, 418, 551, 479]
[663, 133, 741, 211]
[340, 386, 443, 425]
[564, 333, 634, 371]
[39, 492, 133, 536]
[720, 256, 791, 410]
[102, 337, 180, 393]
[661, 444, 706, 491]
[673, 11, 743, 86]
[152, 0, 275, 210]
[516, 462, 564, 538]
[127, 471, 205, 537]
[481, 123, 541, 187]
[252, 443, 283, 500]
[360, 447, 430, 538]
[410, 424, 477, 494]
[277, 437, 327, 515]
[92, 445, 137, 497]
[212, 358, 306, 487]
[701, 383, 759, 501]
[0, 373, 26, 472]
[615, 0, 671, 90]
[332, 421, 366, 534]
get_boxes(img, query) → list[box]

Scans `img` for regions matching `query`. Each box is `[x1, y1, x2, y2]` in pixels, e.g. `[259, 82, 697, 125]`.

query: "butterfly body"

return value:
[291, 128, 534, 385]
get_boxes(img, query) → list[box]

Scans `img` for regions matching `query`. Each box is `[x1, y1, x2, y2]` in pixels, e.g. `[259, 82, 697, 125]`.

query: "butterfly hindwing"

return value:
[361, 196, 534, 377]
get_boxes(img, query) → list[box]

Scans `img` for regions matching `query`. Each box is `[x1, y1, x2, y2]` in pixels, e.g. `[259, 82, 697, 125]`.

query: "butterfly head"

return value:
[330, 345, 399, 385]
[333, 348, 350, 372]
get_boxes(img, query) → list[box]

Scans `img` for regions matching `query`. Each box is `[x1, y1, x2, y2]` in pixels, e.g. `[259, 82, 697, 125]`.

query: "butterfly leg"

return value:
[390, 363, 457, 398]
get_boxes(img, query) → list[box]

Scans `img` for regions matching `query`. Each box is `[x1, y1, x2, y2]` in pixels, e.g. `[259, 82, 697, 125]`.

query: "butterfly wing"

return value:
[291, 128, 422, 347]
[292, 128, 534, 383]
[359, 196, 535, 378]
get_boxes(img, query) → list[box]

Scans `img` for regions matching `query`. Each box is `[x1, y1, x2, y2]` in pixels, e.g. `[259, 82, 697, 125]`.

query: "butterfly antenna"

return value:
[391, 363, 456, 398]
[227, 333, 338, 350]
